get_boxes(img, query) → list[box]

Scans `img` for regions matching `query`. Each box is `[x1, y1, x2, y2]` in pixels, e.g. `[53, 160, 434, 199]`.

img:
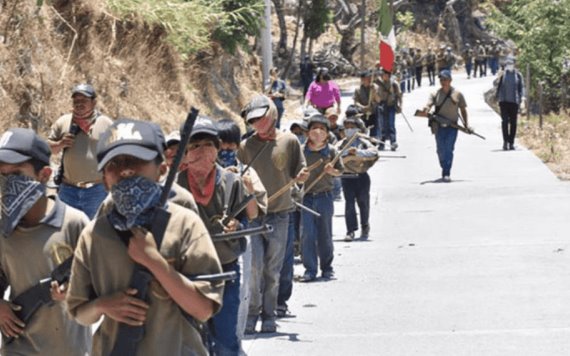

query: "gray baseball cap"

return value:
[0, 128, 51, 165]
[241, 95, 272, 123]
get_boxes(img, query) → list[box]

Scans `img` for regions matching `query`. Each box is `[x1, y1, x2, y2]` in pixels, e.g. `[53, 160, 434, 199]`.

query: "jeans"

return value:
[301, 191, 334, 277]
[500, 102, 519, 145]
[365, 112, 380, 139]
[236, 241, 251, 347]
[465, 62, 473, 77]
[277, 211, 299, 309]
[212, 261, 241, 355]
[435, 126, 459, 177]
[490, 57, 499, 75]
[58, 183, 107, 219]
[341, 173, 370, 234]
[248, 212, 290, 322]
[333, 177, 342, 200]
[379, 105, 397, 145]
[427, 65, 435, 85]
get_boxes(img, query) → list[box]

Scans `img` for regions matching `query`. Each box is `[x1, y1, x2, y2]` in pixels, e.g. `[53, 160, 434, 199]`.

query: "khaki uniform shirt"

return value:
[377, 79, 402, 109]
[302, 144, 344, 194]
[0, 196, 91, 356]
[178, 166, 250, 265]
[237, 131, 306, 214]
[425, 87, 467, 123]
[49, 112, 113, 184]
[353, 84, 381, 115]
[66, 203, 223, 356]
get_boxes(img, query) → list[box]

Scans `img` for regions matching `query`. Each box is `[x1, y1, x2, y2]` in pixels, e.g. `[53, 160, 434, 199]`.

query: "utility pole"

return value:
[261, 0, 273, 91]
[360, 0, 366, 70]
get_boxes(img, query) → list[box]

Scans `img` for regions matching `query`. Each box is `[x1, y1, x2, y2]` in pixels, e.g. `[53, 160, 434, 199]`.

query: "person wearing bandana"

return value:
[66, 119, 224, 356]
[48, 84, 113, 219]
[300, 115, 344, 282]
[0, 128, 92, 355]
[216, 118, 268, 350]
[337, 115, 379, 242]
[177, 117, 263, 355]
[238, 95, 309, 334]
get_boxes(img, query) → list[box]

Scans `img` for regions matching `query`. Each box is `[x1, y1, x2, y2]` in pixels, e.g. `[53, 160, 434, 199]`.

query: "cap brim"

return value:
[72, 90, 95, 98]
[190, 128, 218, 138]
[97, 145, 158, 171]
[246, 107, 269, 122]
[0, 150, 32, 164]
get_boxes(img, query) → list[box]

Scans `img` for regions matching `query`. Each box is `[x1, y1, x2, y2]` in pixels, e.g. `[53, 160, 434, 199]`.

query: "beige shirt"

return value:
[377, 79, 402, 108]
[0, 197, 91, 356]
[302, 144, 344, 194]
[353, 84, 381, 113]
[66, 203, 223, 356]
[425, 87, 467, 123]
[237, 131, 306, 214]
[49, 112, 113, 184]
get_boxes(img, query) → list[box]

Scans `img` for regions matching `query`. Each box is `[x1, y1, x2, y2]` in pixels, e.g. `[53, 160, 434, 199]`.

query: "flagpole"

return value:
[360, 0, 366, 70]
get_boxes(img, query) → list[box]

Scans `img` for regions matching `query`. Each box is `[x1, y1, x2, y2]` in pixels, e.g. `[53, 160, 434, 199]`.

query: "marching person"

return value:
[304, 67, 342, 114]
[266, 67, 287, 128]
[413, 48, 424, 87]
[495, 56, 526, 150]
[299, 54, 315, 97]
[48, 84, 113, 219]
[300, 114, 344, 282]
[353, 70, 381, 139]
[377, 69, 403, 151]
[463, 44, 474, 79]
[338, 116, 378, 242]
[177, 117, 261, 355]
[0, 128, 91, 355]
[422, 70, 470, 182]
[424, 47, 436, 86]
[66, 119, 224, 356]
[474, 40, 486, 78]
[238, 94, 308, 334]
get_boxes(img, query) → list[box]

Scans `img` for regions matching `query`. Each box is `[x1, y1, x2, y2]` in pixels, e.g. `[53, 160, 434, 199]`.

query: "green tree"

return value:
[212, 0, 264, 54]
[486, 0, 570, 110]
[303, 0, 330, 41]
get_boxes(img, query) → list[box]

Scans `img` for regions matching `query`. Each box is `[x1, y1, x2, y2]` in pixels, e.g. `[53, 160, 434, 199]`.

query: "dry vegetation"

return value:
[0, 0, 262, 135]
[518, 114, 570, 180]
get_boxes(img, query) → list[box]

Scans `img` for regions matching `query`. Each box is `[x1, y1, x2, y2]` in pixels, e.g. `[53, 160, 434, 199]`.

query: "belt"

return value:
[62, 178, 102, 189]
[305, 190, 332, 197]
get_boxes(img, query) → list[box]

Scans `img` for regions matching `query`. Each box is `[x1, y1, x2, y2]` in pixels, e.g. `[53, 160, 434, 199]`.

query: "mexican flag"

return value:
[378, 0, 396, 72]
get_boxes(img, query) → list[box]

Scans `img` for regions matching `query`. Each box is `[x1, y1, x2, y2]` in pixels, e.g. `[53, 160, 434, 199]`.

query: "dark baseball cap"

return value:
[307, 114, 330, 131]
[189, 116, 218, 138]
[359, 69, 372, 78]
[71, 83, 96, 99]
[96, 118, 165, 171]
[439, 70, 452, 80]
[241, 95, 272, 123]
[0, 128, 51, 166]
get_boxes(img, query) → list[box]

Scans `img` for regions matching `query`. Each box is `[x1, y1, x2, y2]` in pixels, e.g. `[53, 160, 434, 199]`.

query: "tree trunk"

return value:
[272, 0, 288, 58]
[283, 0, 303, 79]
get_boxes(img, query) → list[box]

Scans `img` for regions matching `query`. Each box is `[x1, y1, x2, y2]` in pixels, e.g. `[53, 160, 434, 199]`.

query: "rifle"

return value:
[4, 256, 73, 344]
[212, 224, 273, 242]
[267, 158, 324, 204]
[109, 107, 200, 356]
[303, 132, 361, 194]
[414, 110, 486, 140]
[53, 122, 81, 187]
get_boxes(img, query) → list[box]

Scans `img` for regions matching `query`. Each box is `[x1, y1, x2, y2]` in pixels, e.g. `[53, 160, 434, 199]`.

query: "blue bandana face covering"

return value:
[108, 176, 162, 231]
[218, 149, 237, 168]
[0, 174, 46, 237]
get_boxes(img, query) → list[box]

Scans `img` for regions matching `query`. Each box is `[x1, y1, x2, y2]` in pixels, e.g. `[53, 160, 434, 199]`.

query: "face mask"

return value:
[218, 149, 237, 168]
[185, 144, 218, 177]
[295, 134, 306, 144]
[0, 174, 46, 237]
[309, 128, 327, 145]
[107, 176, 162, 231]
[345, 128, 359, 138]
[505, 64, 514, 71]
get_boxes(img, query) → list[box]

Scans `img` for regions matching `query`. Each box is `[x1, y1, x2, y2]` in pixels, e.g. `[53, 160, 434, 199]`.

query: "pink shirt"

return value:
[305, 81, 341, 109]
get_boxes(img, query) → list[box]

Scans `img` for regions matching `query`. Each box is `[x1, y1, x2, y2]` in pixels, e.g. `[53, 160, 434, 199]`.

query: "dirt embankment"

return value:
[0, 1, 261, 135]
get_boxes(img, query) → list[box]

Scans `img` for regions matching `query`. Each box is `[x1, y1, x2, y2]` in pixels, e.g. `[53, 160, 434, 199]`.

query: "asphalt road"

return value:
[243, 72, 570, 356]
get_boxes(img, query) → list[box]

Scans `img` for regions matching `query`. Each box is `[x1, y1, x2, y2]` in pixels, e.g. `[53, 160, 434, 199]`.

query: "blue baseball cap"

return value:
[0, 128, 51, 166]
[439, 70, 452, 80]
[96, 119, 165, 171]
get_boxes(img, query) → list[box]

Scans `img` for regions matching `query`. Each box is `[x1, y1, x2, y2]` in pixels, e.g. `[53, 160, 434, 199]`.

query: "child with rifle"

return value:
[0, 128, 91, 355]
[177, 117, 261, 355]
[66, 118, 224, 356]
[299, 114, 344, 282]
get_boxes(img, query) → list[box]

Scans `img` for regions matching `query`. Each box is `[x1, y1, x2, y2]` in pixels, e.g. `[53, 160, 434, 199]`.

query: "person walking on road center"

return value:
[377, 69, 403, 151]
[495, 56, 526, 151]
[48, 84, 113, 219]
[422, 70, 470, 182]
[304, 67, 342, 115]
[266, 67, 287, 129]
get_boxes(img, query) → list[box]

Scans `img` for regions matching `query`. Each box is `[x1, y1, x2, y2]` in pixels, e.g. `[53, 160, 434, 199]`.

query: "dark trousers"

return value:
[277, 211, 299, 308]
[474, 60, 485, 77]
[500, 102, 519, 145]
[427, 65, 435, 85]
[435, 127, 458, 177]
[212, 261, 241, 355]
[341, 173, 371, 234]
[365, 112, 380, 139]
[415, 66, 423, 87]
[379, 105, 397, 145]
[465, 62, 473, 77]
